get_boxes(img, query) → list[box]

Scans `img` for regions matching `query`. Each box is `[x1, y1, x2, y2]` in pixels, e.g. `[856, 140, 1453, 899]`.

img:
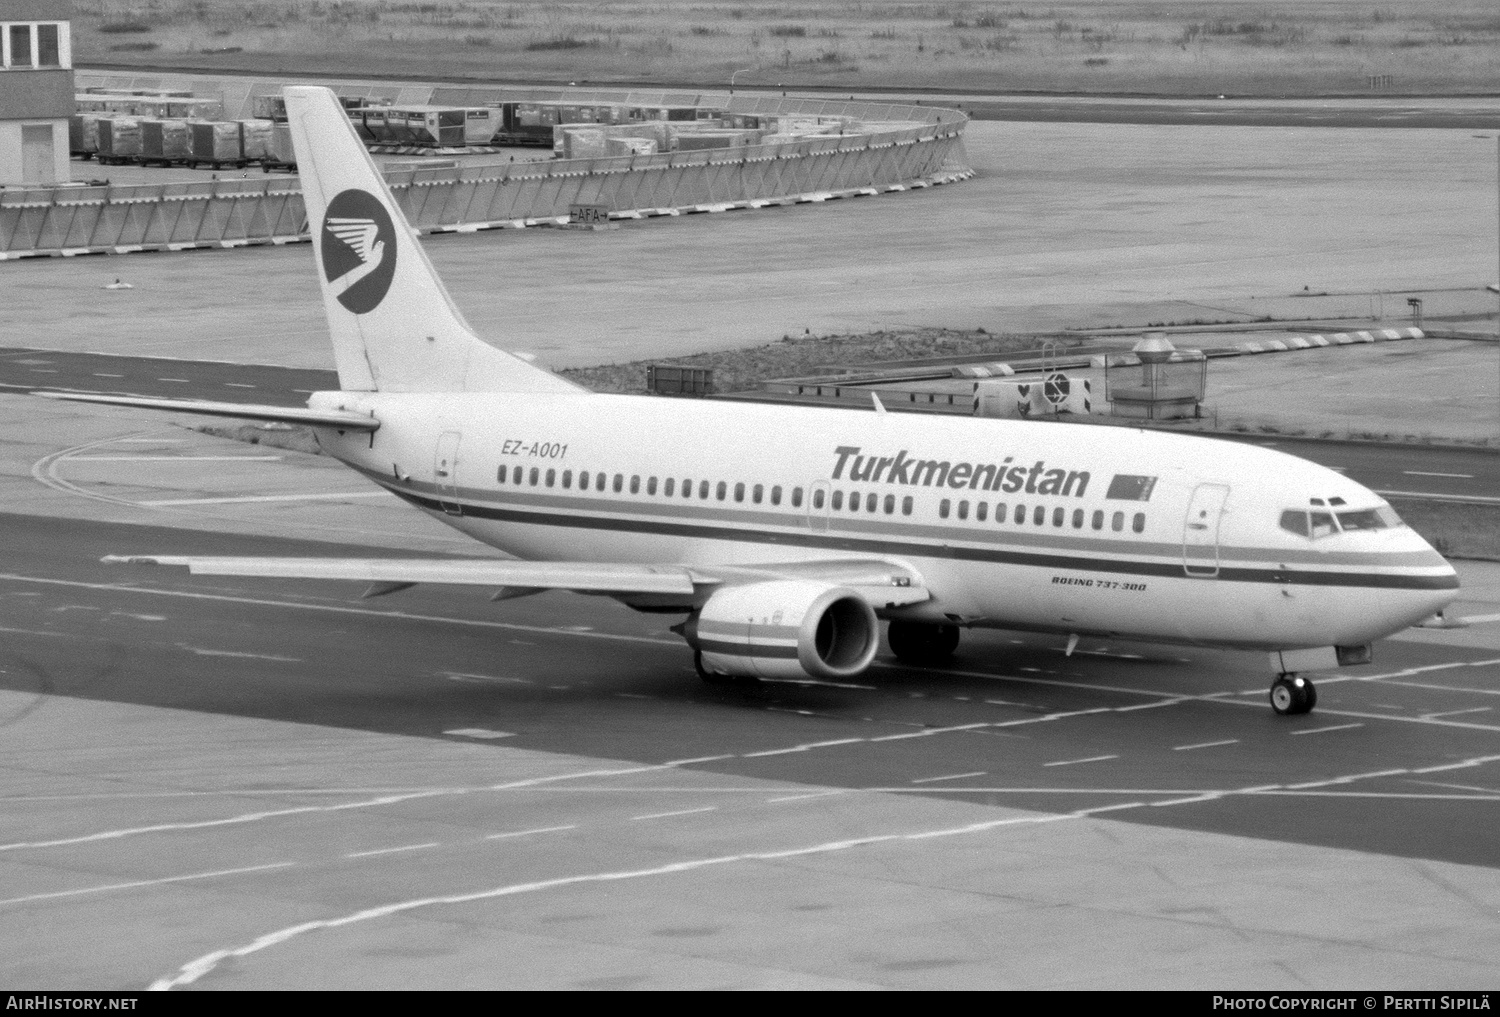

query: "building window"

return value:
[37, 23, 59, 67]
[2, 23, 69, 69]
[9, 25, 32, 68]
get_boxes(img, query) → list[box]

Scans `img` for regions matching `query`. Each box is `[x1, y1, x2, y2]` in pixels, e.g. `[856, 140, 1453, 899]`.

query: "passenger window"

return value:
[612, 474, 623, 493]
[496, 465, 507, 483]
[1052, 507, 1064, 527]
[734, 482, 745, 502]
[902, 496, 913, 516]
[832, 490, 844, 510]
[976, 502, 988, 522]
[771, 485, 783, 506]
[1279, 510, 1309, 537]
[647, 476, 657, 495]
[994, 503, 1005, 523]
[811, 488, 823, 509]
[1014, 504, 1025, 525]
[699, 480, 709, 499]
[578, 471, 589, 491]
[1092, 510, 1103, 530]
[716, 481, 727, 501]
[529, 467, 539, 486]
[752, 484, 763, 504]
[957, 500, 969, 520]
[1132, 512, 1145, 534]
[1112, 511, 1124, 532]
[884, 494, 895, 515]
[939, 499, 951, 519]
[1072, 508, 1084, 528]
[1033, 505, 1045, 526]
[562, 470, 572, 489]
[664, 478, 675, 496]
[1310, 511, 1337, 538]
[545, 468, 556, 487]
[629, 475, 640, 494]
[597, 472, 607, 489]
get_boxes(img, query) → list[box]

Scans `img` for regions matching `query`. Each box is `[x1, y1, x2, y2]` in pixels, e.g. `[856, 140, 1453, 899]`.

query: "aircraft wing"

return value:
[37, 391, 378, 431]
[102, 555, 929, 606]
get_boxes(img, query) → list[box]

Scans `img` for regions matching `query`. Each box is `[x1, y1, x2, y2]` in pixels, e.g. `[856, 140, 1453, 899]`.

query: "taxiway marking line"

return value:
[0, 862, 294, 908]
[1043, 754, 1119, 767]
[766, 790, 845, 803]
[181, 646, 302, 662]
[157, 378, 190, 383]
[344, 842, 440, 859]
[1174, 739, 1239, 751]
[743, 738, 865, 757]
[1290, 723, 1364, 736]
[910, 771, 987, 784]
[1422, 707, 1492, 719]
[0, 572, 681, 646]
[140, 492, 392, 506]
[65, 455, 283, 462]
[1403, 471, 1474, 479]
[91, 373, 124, 378]
[631, 807, 717, 822]
[485, 825, 577, 841]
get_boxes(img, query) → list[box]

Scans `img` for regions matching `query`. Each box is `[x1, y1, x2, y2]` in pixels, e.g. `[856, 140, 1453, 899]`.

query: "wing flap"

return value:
[38, 392, 378, 431]
[103, 555, 696, 595]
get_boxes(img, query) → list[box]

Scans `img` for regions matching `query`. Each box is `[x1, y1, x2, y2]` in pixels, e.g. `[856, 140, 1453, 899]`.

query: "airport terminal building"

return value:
[0, 0, 72, 186]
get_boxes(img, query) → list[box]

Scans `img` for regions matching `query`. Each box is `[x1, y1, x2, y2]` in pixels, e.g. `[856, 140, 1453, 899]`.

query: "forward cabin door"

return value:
[434, 431, 462, 515]
[1182, 483, 1229, 577]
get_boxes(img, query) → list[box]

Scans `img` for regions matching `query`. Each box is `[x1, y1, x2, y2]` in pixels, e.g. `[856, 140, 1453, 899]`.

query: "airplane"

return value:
[42, 85, 1460, 717]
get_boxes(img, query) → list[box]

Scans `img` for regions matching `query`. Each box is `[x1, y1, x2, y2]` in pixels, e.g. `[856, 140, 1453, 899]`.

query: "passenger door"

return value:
[1183, 483, 1229, 577]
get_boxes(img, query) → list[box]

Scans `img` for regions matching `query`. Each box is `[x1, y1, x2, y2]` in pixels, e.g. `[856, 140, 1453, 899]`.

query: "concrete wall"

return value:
[0, 119, 66, 185]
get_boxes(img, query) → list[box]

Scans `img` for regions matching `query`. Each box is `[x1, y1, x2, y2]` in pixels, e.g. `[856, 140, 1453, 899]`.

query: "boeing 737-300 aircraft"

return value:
[44, 86, 1460, 716]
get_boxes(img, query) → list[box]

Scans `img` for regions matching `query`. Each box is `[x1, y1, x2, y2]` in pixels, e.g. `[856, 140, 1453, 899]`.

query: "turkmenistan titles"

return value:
[831, 445, 1090, 496]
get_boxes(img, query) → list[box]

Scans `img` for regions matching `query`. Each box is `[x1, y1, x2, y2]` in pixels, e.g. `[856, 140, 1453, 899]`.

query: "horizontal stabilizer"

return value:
[38, 391, 379, 431]
[103, 555, 696, 595]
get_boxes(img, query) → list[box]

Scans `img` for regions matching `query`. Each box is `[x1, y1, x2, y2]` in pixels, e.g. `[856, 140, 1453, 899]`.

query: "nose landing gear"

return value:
[1270, 674, 1317, 715]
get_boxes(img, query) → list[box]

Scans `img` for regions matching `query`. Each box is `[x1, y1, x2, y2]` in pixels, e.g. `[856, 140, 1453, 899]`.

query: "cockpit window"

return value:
[1338, 506, 1404, 531]
[1310, 511, 1337, 538]
[1279, 510, 1309, 537]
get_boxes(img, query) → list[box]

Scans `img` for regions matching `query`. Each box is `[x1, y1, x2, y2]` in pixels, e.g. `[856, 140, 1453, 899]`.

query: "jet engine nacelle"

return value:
[679, 580, 879, 680]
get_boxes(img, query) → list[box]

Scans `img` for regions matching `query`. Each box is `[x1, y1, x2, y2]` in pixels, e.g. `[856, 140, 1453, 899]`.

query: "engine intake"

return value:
[679, 580, 879, 680]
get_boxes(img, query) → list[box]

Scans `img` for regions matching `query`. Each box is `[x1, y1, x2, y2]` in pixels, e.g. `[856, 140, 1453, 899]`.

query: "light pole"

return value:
[730, 67, 754, 94]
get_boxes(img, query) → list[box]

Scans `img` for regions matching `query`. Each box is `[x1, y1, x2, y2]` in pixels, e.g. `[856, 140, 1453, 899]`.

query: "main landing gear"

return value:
[1270, 674, 1317, 716]
[887, 620, 960, 666]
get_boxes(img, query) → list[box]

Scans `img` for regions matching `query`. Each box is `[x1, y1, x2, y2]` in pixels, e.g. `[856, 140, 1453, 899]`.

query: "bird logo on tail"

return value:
[319, 189, 397, 314]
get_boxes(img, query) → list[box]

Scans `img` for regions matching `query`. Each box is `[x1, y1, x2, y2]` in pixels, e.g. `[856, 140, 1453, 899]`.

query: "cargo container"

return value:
[647, 365, 714, 397]
[262, 123, 296, 172]
[629, 105, 706, 122]
[369, 105, 468, 147]
[238, 119, 274, 162]
[464, 107, 500, 145]
[139, 119, 191, 165]
[251, 94, 288, 122]
[188, 121, 243, 168]
[95, 117, 142, 164]
[605, 135, 656, 157]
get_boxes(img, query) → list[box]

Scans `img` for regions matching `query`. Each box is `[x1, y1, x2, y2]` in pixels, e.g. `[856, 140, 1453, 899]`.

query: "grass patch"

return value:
[1387, 499, 1500, 561]
[67, 0, 1500, 96]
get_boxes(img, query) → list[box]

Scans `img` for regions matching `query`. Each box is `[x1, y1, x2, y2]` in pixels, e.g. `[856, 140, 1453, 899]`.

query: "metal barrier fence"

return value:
[1, 77, 971, 259]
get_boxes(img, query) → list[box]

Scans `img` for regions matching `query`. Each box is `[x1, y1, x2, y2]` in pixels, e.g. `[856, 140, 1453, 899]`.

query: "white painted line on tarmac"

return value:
[1404, 471, 1474, 479]
[442, 672, 531, 685]
[91, 373, 124, 378]
[631, 807, 716, 822]
[1422, 707, 1492, 719]
[870, 723, 990, 742]
[117, 438, 185, 442]
[1290, 723, 1364, 736]
[910, 771, 987, 784]
[1043, 754, 1119, 767]
[67, 455, 283, 462]
[766, 790, 845, 803]
[486, 825, 577, 841]
[662, 755, 735, 766]
[1286, 768, 1408, 790]
[0, 862, 294, 907]
[223, 383, 257, 389]
[1409, 753, 1500, 775]
[157, 378, 190, 383]
[443, 729, 514, 740]
[742, 738, 865, 757]
[141, 492, 392, 506]
[181, 646, 301, 662]
[1174, 739, 1240, 751]
[1406, 780, 1500, 795]
[345, 842, 440, 859]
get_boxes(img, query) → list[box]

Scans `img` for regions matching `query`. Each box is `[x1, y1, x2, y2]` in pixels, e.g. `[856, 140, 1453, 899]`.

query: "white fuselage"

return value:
[310, 390, 1459, 652]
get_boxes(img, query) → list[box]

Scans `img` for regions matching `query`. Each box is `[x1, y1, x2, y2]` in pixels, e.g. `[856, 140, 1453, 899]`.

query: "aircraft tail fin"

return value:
[283, 86, 580, 395]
